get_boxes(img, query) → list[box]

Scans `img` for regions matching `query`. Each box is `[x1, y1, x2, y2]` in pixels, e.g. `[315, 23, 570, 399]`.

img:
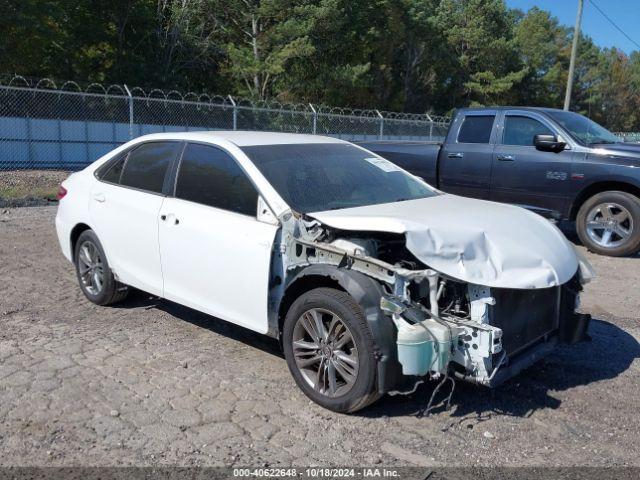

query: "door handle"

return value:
[447, 152, 464, 158]
[93, 193, 105, 203]
[497, 154, 516, 162]
[160, 214, 179, 225]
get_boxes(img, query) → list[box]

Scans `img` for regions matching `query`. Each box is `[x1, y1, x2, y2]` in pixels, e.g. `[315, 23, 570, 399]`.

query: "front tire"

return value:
[282, 288, 381, 413]
[74, 230, 129, 305]
[576, 191, 640, 257]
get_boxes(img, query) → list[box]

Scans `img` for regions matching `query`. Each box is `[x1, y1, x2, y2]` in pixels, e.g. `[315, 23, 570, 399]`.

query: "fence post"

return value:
[309, 103, 317, 135]
[124, 84, 134, 140]
[426, 113, 433, 141]
[376, 110, 384, 139]
[25, 103, 33, 169]
[57, 93, 63, 169]
[228, 95, 237, 130]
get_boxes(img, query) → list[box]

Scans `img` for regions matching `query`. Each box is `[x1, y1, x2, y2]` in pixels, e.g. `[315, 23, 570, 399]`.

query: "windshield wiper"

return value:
[588, 140, 617, 145]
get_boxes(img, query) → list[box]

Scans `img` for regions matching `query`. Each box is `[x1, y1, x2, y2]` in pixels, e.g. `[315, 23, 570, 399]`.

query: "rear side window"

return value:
[503, 115, 553, 146]
[457, 115, 495, 144]
[176, 143, 258, 216]
[120, 142, 181, 193]
[100, 156, 126, 183]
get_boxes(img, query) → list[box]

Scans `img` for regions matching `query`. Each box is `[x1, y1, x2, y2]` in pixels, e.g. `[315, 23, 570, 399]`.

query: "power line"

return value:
[588, 0, 640, 51]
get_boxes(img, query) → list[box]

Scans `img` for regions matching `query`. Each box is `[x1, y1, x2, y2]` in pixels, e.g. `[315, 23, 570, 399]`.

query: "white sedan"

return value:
[55, 131, 594, 413]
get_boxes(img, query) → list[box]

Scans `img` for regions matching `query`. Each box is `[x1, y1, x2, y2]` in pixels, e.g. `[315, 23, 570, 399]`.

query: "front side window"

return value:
[457, 115, 495, 144]
[175, 143, 258, 216]
[120, 142, 181, 193]
[241, 143, 436, 213]
[503, 116, 553, 146]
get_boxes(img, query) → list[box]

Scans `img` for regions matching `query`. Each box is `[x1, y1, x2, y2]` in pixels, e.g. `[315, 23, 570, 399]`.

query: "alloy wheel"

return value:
[291, 308, 359, 398]
[585, 202, 634, 249]
[78, 240, 105, 295]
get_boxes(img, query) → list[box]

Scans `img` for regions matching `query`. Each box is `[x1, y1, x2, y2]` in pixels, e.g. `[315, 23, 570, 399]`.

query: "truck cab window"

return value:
[503, 116, 553, 146]
[457, 115, 495, 144]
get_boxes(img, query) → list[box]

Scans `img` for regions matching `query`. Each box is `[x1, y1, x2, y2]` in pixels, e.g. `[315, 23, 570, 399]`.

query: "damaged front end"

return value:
[276, 210, 593, 391]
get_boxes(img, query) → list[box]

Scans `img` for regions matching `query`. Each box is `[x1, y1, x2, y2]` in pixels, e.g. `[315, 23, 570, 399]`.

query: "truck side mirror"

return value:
[534, 134, 566, 153]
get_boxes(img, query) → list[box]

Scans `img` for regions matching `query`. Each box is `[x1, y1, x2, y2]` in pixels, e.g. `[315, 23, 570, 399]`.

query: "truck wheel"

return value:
[74, 230, 129, 305]
[576, 191, 640, 257]
[282, 288, 381, 413]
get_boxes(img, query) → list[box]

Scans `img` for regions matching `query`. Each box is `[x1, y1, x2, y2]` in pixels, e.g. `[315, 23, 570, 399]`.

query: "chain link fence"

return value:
[0, 76, 451, 171]
[614, 132, 640, 143]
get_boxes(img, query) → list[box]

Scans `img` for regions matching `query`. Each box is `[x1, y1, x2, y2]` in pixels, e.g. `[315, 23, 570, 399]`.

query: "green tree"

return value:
[578, 48, 639, 131]
[3, 0, 640, 131]
[514, 6, 569, 107]
[435, 0, 527, 106]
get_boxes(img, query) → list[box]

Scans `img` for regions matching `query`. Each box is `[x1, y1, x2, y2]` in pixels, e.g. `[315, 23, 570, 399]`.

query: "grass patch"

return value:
[0, 184, 59, 200]
[0, 170, 70, 205]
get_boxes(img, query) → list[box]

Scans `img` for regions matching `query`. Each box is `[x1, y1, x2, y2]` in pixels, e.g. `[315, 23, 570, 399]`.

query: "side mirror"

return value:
[534, 134, 566, 153]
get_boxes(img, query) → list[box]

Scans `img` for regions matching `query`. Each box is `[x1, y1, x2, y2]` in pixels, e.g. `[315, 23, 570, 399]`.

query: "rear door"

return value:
[439, 112, 497, 199]
[159, 142, 278, 334]
[89, 141, 182, 296]
[490, 110, 574, 216]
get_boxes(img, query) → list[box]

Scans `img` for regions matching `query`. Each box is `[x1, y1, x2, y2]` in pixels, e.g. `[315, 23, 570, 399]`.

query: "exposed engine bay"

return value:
[274, 210, 593, 389]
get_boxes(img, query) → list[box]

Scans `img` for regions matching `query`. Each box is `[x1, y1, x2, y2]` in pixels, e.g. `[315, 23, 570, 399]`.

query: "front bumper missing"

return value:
[380, 278, 591, 390]
[485, 335, 558, 387]
[486, 312, 591, 387]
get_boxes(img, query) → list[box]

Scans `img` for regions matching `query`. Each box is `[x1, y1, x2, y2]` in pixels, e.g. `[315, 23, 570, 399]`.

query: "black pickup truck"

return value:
[361, 106, 640, 257]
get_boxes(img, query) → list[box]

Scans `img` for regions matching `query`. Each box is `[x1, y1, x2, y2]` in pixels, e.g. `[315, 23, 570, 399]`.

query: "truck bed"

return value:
[357, 141, 441, 187]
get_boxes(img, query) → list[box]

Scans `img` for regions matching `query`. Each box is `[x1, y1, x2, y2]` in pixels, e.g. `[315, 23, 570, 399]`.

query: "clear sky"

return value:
[506, 0, 640, 54]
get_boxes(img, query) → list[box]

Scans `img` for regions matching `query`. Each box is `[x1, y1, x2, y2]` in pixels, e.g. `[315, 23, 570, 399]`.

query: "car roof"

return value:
[456, 106, 567, 115]
[127, 130, 348, 147]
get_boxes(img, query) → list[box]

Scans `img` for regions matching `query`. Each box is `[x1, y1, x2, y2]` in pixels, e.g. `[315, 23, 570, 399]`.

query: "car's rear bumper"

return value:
[55, 208, 73, 262]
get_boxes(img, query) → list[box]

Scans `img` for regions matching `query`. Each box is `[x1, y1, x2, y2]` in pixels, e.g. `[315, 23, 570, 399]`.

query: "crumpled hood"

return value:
[310, 194, 579, 289]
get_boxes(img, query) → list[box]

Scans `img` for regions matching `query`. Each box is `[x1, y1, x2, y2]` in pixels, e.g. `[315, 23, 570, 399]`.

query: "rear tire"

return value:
[576, 191, 640, 257]
[282, 287, 381, 413]
[74, 230, 129, 305]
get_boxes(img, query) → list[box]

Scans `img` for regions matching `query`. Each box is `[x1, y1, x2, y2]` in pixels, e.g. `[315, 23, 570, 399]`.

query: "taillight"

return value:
[57, 185, 68, 200]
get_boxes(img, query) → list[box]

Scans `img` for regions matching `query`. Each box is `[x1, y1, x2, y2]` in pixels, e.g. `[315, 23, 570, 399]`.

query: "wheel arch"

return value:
[277, 265, 403, 393]
[70, 223, 93, 261]
[570, 181, 640, 220]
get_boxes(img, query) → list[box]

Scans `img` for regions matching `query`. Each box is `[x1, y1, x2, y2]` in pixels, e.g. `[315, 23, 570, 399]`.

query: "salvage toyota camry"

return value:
[55, 132, 594, 413]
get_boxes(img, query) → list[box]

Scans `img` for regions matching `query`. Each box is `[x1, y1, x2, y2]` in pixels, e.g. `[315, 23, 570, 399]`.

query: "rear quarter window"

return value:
[98, 155, 126, 183]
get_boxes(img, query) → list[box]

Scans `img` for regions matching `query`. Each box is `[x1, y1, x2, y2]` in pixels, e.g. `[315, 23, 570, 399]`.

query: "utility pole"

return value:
[564, 0, 584, 110]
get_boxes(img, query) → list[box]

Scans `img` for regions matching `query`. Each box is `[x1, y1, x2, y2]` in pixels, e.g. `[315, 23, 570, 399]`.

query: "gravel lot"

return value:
[0, 206, 638, 467]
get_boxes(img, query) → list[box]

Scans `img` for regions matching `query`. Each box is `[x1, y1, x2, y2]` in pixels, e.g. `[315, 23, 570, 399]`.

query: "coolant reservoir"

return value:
[394, 316, 458, 376]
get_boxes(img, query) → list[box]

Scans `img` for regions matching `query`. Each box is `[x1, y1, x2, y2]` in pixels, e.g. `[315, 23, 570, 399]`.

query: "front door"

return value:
[439, 113, 497, 199]
[490, 111, 574, 216]
[159, 143, 278, 334]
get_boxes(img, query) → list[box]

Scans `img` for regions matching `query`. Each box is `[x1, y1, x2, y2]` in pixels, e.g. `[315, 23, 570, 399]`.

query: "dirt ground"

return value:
[0, 206, 638, 467]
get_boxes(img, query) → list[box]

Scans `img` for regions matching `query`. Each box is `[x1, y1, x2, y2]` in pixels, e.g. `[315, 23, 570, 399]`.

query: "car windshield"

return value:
[545, 110, 620, 145]
[241, 143, 436, 213]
